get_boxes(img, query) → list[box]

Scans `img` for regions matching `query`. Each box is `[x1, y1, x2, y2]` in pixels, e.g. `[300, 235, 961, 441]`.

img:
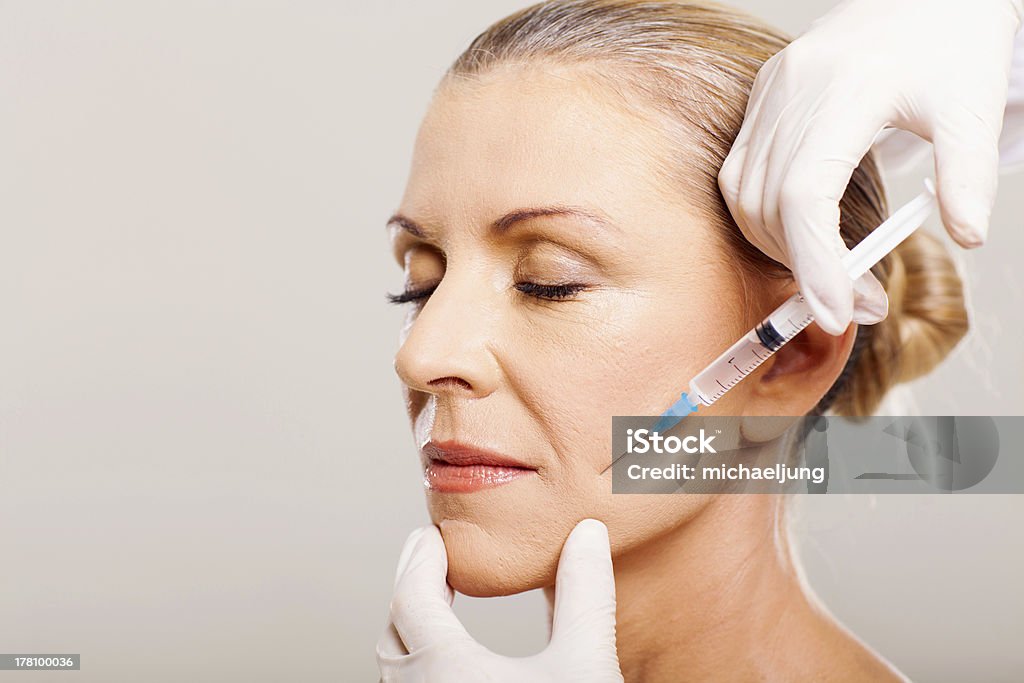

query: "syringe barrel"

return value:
[684, 183, 935, 410]
[689, 293, 815, 406]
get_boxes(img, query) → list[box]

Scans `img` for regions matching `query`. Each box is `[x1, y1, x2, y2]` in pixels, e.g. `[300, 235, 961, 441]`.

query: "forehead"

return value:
[402, 63, 686, 222]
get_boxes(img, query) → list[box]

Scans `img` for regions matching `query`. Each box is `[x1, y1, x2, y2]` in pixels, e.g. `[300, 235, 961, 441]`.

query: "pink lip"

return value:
[421, 441, 537, 493]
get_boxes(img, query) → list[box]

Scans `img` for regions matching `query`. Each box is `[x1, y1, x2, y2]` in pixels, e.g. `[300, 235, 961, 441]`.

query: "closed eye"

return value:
[386, 281, 589, 306]
[386, 283, 438, 305]
[514, 282, 587, 300]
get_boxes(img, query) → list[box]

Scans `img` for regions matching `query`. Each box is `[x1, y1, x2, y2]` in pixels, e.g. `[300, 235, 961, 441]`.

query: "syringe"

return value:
[651, 180, 938, 433]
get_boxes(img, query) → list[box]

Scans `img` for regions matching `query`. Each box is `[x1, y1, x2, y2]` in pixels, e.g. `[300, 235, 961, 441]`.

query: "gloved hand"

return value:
[376, 519, 623, 683]
[718, 0, 1024, 335]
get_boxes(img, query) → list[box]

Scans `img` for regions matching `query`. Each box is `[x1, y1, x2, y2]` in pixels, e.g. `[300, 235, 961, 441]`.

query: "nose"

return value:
[393, 270, 501, 400]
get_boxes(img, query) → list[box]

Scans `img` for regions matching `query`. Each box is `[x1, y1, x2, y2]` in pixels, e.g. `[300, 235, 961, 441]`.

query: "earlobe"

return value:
[742, 321, 858, 427]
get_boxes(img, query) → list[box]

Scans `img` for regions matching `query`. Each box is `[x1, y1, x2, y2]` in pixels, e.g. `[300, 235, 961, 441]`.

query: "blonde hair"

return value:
[446, 0, 968, 416]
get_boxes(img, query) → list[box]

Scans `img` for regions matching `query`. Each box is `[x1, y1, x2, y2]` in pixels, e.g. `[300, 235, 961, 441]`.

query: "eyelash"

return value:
[386, 282, 587, 305]
[386, 285, 437, 305]
[514, 282, 587, 300]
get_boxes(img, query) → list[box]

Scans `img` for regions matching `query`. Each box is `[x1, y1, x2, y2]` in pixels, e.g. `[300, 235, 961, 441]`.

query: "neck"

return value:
[610, 496, 813, 682]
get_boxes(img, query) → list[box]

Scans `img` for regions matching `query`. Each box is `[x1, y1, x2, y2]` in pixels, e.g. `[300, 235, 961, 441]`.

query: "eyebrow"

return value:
[386, 206, 617, 238]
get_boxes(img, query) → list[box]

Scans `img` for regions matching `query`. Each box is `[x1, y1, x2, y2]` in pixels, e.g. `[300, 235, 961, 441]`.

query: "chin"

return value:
[438, 518, 560, 597]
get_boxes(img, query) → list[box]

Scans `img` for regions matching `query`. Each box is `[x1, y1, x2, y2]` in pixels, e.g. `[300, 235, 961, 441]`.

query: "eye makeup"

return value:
[386, 283, 439, 305]
[386, 216, 612, 306]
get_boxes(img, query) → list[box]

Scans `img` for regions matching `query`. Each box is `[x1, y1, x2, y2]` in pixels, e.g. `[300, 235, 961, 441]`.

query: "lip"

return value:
[421, 440, 537, 493]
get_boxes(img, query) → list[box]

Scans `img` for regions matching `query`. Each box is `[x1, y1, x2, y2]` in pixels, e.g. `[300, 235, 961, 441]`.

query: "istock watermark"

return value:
[610, 416, 1024, 494]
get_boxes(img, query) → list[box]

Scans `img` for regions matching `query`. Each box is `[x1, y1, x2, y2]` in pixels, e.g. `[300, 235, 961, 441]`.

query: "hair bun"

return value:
[835, 230, 969, 416]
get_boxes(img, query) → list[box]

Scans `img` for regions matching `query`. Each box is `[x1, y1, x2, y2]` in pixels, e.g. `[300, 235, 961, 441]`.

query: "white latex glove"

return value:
[718, 0, 1024, 335]
[376, 520, 623, 683]
[874, 25, 1024, 174]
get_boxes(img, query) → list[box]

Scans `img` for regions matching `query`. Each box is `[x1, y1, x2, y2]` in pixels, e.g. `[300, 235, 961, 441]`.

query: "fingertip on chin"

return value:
[564, 519, 615, 565]
[570, 518, 610, 543]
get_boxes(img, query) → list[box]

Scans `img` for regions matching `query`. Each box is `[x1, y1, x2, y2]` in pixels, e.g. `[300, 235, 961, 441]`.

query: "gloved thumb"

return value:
[933, 117, 1001, 248]
[785, 213, 854, 335]
[851, 270, 888, 325]
[545, 519, 622, 680]
[776, 112, 885, 335]
[388, 526, 468, 653]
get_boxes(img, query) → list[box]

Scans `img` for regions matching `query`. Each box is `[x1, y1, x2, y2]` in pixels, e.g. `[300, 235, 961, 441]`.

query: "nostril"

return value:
[428, 377, 473, 390]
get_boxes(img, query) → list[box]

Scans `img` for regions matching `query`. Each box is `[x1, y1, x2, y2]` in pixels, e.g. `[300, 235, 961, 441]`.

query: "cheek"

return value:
[439, 514, 570, 597]
[428, 272, 752, 597]
[442, 292, 726, 576]
[504, 289, 737, 454]
[437, 471, 716, 597]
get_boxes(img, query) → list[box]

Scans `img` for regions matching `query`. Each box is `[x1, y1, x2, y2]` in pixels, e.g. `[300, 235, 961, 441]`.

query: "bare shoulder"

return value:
[832, 637, 907, 682]
[806, 611, 908, 682]
[760, 599, 909, 682]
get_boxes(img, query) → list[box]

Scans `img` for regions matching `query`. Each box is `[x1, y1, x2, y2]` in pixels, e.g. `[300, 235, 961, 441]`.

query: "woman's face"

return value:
[389, 64, 783, 596]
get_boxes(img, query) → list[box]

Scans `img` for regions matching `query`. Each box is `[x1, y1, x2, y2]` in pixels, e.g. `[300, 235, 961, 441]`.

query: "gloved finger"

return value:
[737, 102, 799, 268]
[932, 113, 1002, 248]
[376, 526, 428, 660]
[755, 94, 827, 269]
[720, 57, 784, 250]
[786, 223, 851, 336]
[376, 621, 407, 660]
[1002, 26, 1024, 170]
[393, 527, 427, 588]
[737, 47, 846, 267]
[718, 142, 747, 224]
[777, 110, 886, 334]
[389, 525, 471, 653]
[851, 270, 888, 325]
[723, 60, 791, 263]
[548, 519, 618, 656]
[723, 50, 784, 168]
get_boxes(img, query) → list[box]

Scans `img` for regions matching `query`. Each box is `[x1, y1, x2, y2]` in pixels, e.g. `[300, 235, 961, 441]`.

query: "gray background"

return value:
[0, 1, 1021, 681]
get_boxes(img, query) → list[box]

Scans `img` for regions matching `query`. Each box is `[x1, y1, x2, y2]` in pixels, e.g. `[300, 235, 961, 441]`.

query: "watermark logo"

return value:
[610, 416, 1023, 494]
[626, 428, 717, 454]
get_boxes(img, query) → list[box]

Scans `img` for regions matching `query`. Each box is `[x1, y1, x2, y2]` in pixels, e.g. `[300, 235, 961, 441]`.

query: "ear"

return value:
[740, 321, 858, 435]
